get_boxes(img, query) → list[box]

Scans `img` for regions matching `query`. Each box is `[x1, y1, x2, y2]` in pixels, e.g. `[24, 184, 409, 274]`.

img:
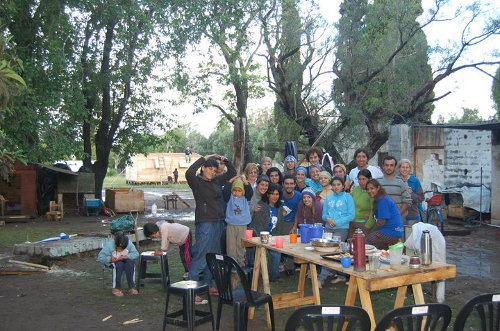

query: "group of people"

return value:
[98, 147, 424, 299]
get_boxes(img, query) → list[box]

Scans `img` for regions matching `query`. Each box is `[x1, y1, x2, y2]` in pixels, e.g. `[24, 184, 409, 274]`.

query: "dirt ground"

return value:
[0, 188, 499, 330]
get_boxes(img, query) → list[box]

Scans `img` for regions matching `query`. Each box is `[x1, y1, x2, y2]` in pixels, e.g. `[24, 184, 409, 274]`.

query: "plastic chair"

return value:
[284, 304, 371, 331]
[374, 304, 452, 331]
[453, 292, 500, 331]
[206, 253, 275, 331]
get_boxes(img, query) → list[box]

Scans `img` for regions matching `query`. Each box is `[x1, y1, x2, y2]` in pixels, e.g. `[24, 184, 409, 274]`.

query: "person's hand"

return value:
[407, 187, 413, 193]
[289, 226, 296, 234]
[327, 217, 335, 227]
[241, 176, 249, 185]
[204, 154, 218, 160]
[255, 204, 262, 212]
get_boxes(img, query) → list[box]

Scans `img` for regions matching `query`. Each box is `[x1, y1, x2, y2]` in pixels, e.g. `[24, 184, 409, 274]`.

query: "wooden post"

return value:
[232, 117, 246, 174]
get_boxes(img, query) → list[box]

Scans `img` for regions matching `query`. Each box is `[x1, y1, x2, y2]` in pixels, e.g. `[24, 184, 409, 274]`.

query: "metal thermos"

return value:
[351, 228, 366, 271]
[420, 230, 432, 265]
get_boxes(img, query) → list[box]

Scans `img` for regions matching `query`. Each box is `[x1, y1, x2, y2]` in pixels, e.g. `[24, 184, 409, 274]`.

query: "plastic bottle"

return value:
[151, 203, 157, 216]
[420, 230, 432, 265]
[351, 228, 366, 271]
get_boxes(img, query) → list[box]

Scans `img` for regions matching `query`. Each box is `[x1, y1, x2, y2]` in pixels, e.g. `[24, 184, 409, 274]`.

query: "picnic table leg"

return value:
[357, 279, 376, 331]
[258, 247, 272, 328]
[297, 263, 307, 296]
[249, 246, 263, 320]
[309, 264, 321, 305]
[412, 283, 425, 305]
[394, 286, 408, 308]
[345, 275, 358, 306]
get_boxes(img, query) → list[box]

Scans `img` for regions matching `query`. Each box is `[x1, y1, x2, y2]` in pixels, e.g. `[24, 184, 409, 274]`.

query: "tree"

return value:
[447, 108, 484, 123]
[493, 66, 500, 119]
[171, 0, 269, 172]
[0, 35, 27, 181]
[261, 0, 334, 152]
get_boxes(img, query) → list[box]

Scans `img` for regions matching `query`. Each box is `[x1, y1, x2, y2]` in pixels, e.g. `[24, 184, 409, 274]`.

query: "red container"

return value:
[350, 228, 366, 271]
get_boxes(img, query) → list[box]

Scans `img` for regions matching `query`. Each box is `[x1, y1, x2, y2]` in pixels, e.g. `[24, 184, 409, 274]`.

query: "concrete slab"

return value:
[13, 231, 146, 258]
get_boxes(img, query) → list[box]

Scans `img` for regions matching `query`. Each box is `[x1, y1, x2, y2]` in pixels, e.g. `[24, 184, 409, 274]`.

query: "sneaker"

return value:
[129, 288, 138, 295]
[209, 288, 219, 296]
[195, 296, 208, 305]
[112, 288, 124, 297]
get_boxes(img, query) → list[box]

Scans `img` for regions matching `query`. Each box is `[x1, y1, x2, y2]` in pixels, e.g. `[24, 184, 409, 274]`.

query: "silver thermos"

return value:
[420, 230, 432, 265]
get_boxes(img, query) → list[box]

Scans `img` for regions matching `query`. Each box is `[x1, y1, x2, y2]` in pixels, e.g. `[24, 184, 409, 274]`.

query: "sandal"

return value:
[129, 288, 138, 295]
[112, 288, 124, 297]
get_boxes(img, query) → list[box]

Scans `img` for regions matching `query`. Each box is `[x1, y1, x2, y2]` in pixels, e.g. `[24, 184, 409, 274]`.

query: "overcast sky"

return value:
[177, 0, 500, 137]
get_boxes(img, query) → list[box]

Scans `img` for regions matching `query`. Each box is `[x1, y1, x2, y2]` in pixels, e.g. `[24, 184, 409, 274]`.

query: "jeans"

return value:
[112, 259, 136, 289]
[269, 250, 281, 280]
[188, 220, 224, 287]
[318, 228, 349, 283]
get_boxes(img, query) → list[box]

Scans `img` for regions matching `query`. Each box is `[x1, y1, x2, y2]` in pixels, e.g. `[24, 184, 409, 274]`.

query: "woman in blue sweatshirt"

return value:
[318, 176, 355, 287]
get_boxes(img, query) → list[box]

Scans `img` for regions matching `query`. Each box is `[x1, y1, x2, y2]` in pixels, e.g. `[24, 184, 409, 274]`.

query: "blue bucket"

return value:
[299, 224, 312, 243]
[310, 225, 324, 240]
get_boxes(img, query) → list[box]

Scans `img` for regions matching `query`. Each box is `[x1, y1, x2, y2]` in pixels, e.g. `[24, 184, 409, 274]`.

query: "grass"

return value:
[103, 174, 189, 189]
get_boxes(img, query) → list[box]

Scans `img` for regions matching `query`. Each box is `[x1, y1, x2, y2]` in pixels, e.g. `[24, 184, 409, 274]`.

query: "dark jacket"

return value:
[186, 157, 236, 223]
[250, 201, 286, 235]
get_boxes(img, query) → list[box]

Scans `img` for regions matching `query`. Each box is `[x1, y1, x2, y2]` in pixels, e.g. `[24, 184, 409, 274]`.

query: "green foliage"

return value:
[447, 108, 485, 124]
[493, 66, 500, 119]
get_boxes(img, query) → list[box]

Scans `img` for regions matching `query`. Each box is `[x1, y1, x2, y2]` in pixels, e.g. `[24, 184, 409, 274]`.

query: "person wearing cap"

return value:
[295, 166, 309, 192]
[284, 155, 297, 176]
[222, 176, 253, 266]
[186, 153, 236, 300]
[291, 187, 323, 234]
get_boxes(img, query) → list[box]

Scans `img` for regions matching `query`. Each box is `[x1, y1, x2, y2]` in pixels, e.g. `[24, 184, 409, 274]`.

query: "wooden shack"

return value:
[125, 152, 202, 184]
[0, 160, 37, 216]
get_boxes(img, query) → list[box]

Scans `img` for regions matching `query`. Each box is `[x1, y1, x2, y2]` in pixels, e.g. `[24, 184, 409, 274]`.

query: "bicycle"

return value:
[423, 192, 445, 233]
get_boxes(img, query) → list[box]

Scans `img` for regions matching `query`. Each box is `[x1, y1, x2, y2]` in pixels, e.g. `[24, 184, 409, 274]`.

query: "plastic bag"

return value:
[110, 215, 135, 233]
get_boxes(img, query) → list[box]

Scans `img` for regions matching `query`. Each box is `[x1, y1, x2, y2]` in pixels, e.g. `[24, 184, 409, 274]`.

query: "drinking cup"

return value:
[275, 237, 284, 248]
[322, 232, 333, 240]
[340, 256, 352, 268]
[245, 229, 253, 239]
[368, 253, 381, 273]
[290, 233, 298, 243]
[389, 247, 403, 270]
[260, 231, 270, 244]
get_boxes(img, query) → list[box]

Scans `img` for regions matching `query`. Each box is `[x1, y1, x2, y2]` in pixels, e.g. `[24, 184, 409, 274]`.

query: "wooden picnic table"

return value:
[243, 235, 456, 330]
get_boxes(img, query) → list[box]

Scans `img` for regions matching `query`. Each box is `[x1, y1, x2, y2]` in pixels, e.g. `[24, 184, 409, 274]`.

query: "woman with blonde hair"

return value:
[243, 162, 259, 191]
[398, 159, 424, 224]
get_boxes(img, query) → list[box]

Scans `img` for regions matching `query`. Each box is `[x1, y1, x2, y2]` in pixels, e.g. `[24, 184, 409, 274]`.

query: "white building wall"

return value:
[443, 129, 492, 188]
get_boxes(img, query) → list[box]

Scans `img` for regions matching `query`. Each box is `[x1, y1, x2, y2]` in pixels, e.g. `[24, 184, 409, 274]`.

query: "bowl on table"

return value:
[311, 238, 341, 253]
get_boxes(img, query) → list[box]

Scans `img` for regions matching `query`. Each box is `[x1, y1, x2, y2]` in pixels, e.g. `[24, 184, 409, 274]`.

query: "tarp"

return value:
[431, 182, 491, 213]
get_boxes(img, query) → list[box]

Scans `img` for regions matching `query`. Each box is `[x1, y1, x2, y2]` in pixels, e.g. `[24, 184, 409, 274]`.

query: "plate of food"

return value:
[320, 252, 353, 263]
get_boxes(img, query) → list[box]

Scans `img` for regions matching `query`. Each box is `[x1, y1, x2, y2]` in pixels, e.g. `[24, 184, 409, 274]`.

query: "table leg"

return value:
[297, 264, 306, 294]
[357, 279, 376, 331]
[345, 275, 358, 306]
[258, 247, 271, 329]
[394, 286, 408, 308]
[412, 283, 425, 304]
[249, 246, 262, 319]
[309, 264, 321, 305]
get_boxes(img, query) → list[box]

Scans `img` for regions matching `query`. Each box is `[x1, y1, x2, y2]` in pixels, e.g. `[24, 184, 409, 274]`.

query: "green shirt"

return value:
[351, 186, 375, 229]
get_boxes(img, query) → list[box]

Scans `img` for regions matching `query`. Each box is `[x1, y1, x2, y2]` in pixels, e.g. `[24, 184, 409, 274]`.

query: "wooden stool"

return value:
[163, 280, 214, 331]
[0, 195, 8, 216]
[163, 194, 178, 210]
[46, 200, 63, 221]
[137, 252, 169, 291]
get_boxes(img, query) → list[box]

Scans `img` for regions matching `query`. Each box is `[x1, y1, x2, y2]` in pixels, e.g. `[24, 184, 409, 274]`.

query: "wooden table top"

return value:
[243, 235, 456, 290]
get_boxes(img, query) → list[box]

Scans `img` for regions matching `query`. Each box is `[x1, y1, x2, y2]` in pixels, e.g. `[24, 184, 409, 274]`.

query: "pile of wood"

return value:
[0, 260, 49, 276]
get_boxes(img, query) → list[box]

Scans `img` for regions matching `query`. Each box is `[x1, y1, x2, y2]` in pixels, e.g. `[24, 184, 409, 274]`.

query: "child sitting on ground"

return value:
[97, 233, 139, 297]
[143, 221, 192, 279]
[222, 176, 253, 266]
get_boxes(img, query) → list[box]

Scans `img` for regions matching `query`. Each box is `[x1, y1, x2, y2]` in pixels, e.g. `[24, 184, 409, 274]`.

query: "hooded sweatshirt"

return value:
[322, 191, 355, 230]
